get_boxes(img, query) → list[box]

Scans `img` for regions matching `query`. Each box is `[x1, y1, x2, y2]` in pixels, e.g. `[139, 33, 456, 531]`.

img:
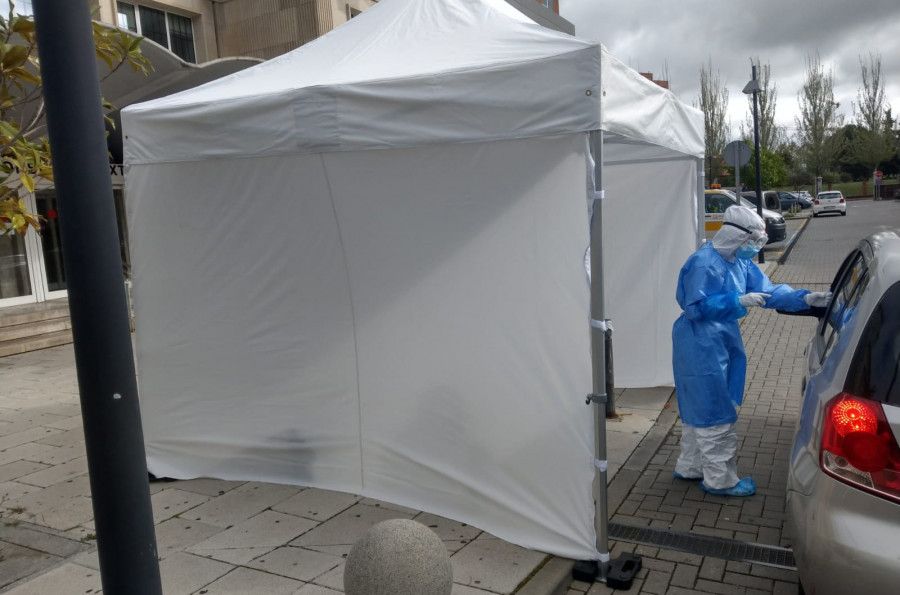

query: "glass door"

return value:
[35, 190, 67, 297]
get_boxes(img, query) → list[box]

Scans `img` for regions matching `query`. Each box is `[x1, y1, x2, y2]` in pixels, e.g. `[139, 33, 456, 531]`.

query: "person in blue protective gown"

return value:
[672, 206, 830, 496]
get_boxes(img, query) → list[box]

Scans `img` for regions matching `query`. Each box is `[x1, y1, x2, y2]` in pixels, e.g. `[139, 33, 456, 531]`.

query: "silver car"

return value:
[786, 231, 900, 595]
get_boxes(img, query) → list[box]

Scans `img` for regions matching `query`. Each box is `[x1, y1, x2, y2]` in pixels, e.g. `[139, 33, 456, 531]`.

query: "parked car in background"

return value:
[814, 191, 847, 217]
[776, 191, 807, 211]
[705, 189, 786, 243]
[795, 191, 813, 209]
[786, 230, 900, 595]
[741, 190, 782, 213]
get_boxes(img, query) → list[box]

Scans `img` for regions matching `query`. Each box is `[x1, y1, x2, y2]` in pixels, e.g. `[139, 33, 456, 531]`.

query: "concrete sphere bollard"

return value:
[344, 518, 453, 595]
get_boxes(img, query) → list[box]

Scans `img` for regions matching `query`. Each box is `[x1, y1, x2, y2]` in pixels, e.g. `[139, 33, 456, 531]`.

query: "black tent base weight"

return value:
[572, 553, 642, 590]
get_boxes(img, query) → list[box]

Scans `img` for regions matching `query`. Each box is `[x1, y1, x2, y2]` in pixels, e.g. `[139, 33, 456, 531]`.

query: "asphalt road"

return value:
[775, 199, 900, 285]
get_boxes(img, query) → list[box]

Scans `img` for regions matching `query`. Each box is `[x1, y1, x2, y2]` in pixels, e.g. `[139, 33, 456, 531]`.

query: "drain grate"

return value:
[608, 522, 796, 569]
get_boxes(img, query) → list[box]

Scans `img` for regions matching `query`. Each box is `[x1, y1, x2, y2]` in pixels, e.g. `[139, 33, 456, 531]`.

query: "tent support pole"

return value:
[697, 158, 706, 247]
[589, 130, 611, 580]
[572, 131, 641, 588]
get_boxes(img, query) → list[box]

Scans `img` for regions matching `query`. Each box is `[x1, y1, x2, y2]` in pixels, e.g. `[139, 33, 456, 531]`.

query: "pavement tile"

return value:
[15, 456, 87, 487]
[310, 561, 344, 590]
[0, 521, 89, 558]
[295, 585, 342, 595]
[246, 545, 342, 582]
[154, 517, 223, 559]
[180, 482, 300, 528]
[0, 541, 61, 591]
[151, 488, 210, 524]
[4, 476, 94, 531]
[192, 567, 303, 594]
[33, 427, 83, 448]
[450, 535, 546, 594]
[0, 442, 84, 467]
[170, 477, 246, 497]
[0, 460, 48, 483]
[413, 511, 482, 542]
[452, 584, 498, 594]
[291, 502, 414, 547]
[188, 510, 318, 563]
[159, 552, 233, 595]
[0, 427, 63, 452]
[272, 487, 360, 522]
[358, 497, 419, 515]
[2, 562, 101, 595]
[725, 571, 774, 591]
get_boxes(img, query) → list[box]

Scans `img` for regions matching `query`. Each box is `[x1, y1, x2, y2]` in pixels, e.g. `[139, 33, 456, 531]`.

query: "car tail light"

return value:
[814, 199, 820, 205]
[821, 393, 900, 502]
[839, 198, 845, 203]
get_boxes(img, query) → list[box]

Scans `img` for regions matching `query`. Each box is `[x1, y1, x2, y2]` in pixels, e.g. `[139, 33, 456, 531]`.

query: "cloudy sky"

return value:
[561, 0, 900, 140]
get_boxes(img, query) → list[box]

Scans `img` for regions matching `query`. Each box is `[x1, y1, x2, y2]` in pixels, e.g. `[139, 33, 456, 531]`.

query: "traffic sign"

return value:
[724, 140, 751, 168]
[875, 170, 883, 180]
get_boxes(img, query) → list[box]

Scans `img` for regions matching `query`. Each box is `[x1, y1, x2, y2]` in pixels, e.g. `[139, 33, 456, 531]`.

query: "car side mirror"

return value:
[776, 306, 827, 318]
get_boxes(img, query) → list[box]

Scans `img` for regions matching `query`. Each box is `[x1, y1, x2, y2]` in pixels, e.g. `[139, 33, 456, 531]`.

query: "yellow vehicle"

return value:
[704, 189, 786, 242]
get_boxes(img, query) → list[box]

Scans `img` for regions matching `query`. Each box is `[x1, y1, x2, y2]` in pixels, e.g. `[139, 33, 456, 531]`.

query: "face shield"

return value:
[723, 221, 768, 249]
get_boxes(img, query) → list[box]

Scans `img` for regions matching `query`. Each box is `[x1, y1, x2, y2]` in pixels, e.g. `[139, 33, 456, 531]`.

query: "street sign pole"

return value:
[724, 140, 750, 200]
[32, 2, 162, 593]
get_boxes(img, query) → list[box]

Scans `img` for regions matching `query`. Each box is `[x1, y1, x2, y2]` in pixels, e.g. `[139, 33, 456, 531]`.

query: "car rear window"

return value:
[845, 281, 900, 406]
[819, 192, 841, 200]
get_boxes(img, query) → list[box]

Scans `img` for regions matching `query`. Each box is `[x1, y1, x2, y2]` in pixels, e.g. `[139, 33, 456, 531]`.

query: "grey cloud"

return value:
[561, 0, 900, 133]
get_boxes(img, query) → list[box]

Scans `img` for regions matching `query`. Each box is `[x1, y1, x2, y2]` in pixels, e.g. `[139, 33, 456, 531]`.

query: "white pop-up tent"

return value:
[123, 0, 702, 560]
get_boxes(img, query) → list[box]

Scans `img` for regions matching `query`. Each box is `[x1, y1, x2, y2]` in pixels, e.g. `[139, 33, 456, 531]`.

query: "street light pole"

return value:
[745, 64, 765, 264]
[32, 2, 162, 593]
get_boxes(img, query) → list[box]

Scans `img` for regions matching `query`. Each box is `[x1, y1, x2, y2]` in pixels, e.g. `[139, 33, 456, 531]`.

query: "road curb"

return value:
[777, 216, 812, 264]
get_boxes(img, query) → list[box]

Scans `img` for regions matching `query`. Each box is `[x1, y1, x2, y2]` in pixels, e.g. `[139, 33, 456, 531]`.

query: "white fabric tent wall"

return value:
[128, 135, 597, 559]
[601, 155, 700, 387]
[123, 0, 704, 560]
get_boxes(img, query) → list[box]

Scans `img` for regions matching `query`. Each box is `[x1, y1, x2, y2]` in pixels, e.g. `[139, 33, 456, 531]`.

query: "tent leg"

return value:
[574, 131, 641, 588]
[697, 158, 706, 248]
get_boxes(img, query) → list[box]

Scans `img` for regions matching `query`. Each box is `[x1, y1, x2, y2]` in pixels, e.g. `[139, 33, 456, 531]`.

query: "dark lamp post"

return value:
[743, 66, 765, 264]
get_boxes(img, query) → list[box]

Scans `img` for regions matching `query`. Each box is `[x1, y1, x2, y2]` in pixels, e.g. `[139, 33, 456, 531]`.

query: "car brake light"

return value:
[821, 393, 900, 502]
[814, 199, 820, 205]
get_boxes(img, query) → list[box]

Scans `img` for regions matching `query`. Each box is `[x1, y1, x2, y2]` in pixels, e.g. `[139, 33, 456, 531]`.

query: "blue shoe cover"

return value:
[700, 477, 756, 496]
[673, 471, 702, 481]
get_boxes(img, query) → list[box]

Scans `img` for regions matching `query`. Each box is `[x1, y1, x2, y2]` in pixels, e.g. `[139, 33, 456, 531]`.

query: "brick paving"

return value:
[577, 199, 900, 594]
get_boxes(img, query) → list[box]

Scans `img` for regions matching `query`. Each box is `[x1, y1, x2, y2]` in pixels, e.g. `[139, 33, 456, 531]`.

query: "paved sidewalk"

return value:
[0, 341, 670, 595]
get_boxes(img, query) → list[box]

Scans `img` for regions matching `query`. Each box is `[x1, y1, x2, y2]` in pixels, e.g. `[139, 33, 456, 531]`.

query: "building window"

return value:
[115, 2, 196, 63]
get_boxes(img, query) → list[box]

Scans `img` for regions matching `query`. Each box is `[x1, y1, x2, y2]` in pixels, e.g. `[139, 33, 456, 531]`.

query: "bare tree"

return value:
[743, 58, 782, 152]
[698, 59, 729, 183]
[795, 54, 843, 178]
[849, 52, 892, 172]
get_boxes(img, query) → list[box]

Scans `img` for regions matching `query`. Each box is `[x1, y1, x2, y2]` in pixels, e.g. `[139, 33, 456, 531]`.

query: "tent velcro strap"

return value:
[586, 392, 607, 405]
[590, 319, 613, 332]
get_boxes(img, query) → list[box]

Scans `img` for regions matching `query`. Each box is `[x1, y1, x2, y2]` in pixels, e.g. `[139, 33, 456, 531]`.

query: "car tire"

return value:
[813, 213, 818, 218]
[841, 211, 846, 216]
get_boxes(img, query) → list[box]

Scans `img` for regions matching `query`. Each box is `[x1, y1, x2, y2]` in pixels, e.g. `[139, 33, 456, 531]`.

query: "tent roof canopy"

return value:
[123, 0, 701, 164]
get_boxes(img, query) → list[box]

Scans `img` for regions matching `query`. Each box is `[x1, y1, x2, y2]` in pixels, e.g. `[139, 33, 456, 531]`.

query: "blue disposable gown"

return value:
[672, 243, 810, 427]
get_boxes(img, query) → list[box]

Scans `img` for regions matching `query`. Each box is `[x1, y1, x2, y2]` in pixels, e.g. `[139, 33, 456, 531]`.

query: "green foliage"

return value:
[739, 148, 788, 189]
[0, 3, 152, 236]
